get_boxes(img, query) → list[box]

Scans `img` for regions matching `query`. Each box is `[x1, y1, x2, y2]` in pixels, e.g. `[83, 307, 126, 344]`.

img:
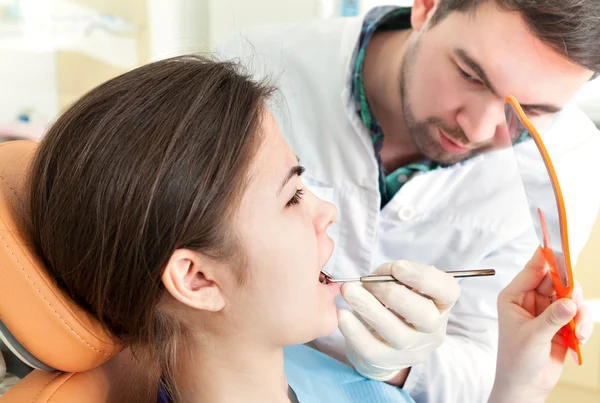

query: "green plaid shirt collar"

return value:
[353, 7, 432, 207]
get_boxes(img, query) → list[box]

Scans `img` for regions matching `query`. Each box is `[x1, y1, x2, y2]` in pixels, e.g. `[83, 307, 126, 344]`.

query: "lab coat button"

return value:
[397, 174, 409, 183]
[397, 205, 416, 221]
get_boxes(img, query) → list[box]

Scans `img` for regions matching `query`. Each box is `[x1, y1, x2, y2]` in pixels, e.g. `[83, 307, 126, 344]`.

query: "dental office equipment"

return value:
[320, 268, 495, 284]
[504, 95, 582, 365]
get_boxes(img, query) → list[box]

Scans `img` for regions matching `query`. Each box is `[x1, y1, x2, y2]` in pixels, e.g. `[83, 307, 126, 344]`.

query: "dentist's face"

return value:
[228, 111, 339, 347]
[401, 1, 594, 165]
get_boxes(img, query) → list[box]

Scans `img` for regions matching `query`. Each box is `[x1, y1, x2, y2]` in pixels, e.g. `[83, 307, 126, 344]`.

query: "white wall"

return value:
[0, 0, 141, 126]
[359, 0, 413, 14]
[147, 0, 211, 60]
[207, 0, 322, 48]
[147, 0, 323, 58]
[572, 79, 600, 124]
[0, 51, 58, 125]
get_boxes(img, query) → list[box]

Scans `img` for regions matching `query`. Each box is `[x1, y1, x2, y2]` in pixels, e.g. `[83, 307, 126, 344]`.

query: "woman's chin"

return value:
[289, 311, 338, 348]
[317, 303, 340, 338]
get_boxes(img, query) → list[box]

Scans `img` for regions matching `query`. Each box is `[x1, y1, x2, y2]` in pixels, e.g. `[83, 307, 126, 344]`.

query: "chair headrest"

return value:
[0, 141, 123, 373]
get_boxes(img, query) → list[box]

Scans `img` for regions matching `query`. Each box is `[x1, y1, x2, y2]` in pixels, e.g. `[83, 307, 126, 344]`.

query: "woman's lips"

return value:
[318, 270, 339, 295]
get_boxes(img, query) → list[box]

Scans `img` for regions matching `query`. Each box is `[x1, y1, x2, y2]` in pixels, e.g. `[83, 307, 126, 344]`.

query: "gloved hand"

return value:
[489, 248, 592, 403]
[338, 260, 461, 383]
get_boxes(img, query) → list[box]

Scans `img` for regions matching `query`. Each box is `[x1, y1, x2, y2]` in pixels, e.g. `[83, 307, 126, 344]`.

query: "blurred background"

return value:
[0, 0, 599, 401]
[0, 0, 408, 133]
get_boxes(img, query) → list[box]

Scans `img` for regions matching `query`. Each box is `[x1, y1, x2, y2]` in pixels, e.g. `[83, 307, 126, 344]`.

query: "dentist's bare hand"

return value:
[337, 261, 461, 384]
[489, 248, 592, 403]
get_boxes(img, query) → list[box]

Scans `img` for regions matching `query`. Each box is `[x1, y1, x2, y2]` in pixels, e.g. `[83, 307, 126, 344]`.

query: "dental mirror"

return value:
[504, 95, 581, 365]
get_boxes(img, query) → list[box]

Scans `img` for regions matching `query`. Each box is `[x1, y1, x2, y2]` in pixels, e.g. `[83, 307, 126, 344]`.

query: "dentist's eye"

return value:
[522, 106, 541, 117]
[286, 189, 304, 207]
[457, 66, 482, 86]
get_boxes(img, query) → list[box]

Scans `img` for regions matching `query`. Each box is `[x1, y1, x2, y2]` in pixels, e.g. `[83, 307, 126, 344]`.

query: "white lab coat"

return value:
[217, 13, 600, 403]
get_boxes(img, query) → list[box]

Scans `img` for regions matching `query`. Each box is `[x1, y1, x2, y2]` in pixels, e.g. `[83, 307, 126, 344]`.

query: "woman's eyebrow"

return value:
[277, 165, 305, 196]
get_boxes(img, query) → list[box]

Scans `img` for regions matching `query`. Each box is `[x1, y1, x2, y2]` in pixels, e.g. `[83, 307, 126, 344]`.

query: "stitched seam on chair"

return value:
[44, 373, 77, 403]
[0, 174, 21, 206]
[41, 373, 75, 403]
[0, 234, 113, 355]
[31, 372, 63, 403]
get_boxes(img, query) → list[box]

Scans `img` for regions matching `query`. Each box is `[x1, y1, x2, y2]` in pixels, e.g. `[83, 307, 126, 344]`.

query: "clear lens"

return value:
[504, 102, 569, 288]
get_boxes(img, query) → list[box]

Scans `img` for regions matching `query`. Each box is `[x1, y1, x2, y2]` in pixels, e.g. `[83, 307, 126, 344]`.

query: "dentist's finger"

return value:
[531, 298, 577, 344]
[567, 281, 593, 343]
[575, 303, 592, 344]
[504, 247, 549, 295]
[341, 282, 423, 350]
[535, 271, 556, 297]
[338, 309, 432, 381]
[374, 261, 460, 309]
[337, 309, 395, 362]
[364, 281, 445, 334]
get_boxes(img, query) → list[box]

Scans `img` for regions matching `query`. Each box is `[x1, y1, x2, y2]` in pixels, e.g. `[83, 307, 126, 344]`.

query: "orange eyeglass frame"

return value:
[505, 95, 581, 365]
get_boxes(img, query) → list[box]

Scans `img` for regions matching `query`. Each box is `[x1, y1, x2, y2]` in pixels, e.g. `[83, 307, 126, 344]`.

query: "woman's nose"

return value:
[315, 199, 337, 235]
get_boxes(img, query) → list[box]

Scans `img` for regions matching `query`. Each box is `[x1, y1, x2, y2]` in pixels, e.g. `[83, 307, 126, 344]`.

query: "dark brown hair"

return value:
[430, 0, 600, 77]
[28, 55, 274, 402]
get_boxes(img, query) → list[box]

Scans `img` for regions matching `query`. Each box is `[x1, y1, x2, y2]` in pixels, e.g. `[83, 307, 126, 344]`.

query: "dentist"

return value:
[218, 0, 600, 401]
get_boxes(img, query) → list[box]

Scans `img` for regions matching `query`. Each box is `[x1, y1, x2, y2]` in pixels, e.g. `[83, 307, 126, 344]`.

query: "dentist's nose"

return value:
[457, 101, 505, 145]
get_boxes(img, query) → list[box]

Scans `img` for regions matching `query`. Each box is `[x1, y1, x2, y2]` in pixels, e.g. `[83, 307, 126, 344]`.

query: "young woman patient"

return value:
[27, 56, 588, 403]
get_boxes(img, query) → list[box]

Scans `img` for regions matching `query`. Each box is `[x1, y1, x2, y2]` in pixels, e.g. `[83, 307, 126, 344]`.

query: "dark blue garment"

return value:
[157, 383, 168, 403]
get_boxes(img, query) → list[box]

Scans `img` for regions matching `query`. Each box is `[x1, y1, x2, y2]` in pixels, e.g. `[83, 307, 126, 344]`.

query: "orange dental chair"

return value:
[0, 141, 156, 402]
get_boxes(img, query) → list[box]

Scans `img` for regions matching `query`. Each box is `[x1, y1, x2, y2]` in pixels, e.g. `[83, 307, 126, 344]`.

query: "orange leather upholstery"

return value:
[0, 141, 156, 402]
[1, 351, 157, 402]
[1, 367, 113, 402]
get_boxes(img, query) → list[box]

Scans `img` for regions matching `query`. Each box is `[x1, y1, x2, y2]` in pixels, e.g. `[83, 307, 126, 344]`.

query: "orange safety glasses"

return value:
[504, 95, 581, 365]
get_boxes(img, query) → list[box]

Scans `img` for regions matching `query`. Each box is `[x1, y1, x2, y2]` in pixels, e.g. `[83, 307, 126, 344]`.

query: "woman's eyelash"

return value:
[286, 189, 304, 207]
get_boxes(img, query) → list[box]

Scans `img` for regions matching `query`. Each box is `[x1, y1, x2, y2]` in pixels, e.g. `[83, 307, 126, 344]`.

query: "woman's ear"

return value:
[412, 0, 440, 32]
[162, 249, 226, 312]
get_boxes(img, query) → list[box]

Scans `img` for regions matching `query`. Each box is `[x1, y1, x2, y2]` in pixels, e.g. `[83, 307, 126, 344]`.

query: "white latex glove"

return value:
[489, 248, 591, 403]
[338, 260, 461, 382]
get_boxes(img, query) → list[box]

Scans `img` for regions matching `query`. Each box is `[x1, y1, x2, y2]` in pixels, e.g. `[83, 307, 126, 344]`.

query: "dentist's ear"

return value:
[412, 0, 441, 32]
[162, 249, 226, 312]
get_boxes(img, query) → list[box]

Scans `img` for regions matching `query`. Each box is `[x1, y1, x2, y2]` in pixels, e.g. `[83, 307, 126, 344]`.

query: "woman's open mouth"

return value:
[319, 270, 333, 285]
[318, 270, 340, 296]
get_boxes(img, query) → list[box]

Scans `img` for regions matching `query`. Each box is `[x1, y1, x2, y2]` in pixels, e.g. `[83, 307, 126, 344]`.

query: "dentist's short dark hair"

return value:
[430, 0, 600, 78]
